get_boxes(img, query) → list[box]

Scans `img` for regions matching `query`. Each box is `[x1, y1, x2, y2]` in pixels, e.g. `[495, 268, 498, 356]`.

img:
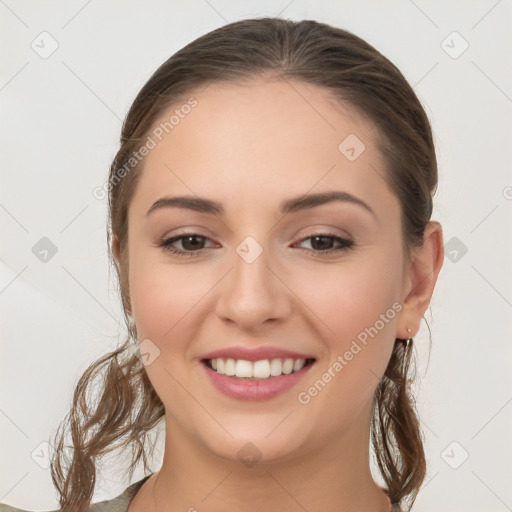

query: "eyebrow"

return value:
[146, 191, 376, 218]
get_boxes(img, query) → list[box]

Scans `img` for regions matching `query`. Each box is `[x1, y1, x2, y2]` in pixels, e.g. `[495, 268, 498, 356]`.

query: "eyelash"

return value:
[159, 233, 354, 257]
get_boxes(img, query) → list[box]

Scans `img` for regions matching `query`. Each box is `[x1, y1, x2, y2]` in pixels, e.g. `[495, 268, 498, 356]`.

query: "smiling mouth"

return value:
[202, 357, 316, 379]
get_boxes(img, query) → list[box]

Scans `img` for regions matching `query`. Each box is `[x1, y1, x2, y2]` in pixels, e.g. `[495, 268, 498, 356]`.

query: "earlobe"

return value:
[398, 221, 444, 338]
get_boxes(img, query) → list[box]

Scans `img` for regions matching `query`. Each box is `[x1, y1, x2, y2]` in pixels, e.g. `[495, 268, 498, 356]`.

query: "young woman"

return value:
[0, 17, 443, 512]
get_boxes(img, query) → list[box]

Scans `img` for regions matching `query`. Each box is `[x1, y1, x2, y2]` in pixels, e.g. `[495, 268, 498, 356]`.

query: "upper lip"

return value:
[201, 346, 315, 362]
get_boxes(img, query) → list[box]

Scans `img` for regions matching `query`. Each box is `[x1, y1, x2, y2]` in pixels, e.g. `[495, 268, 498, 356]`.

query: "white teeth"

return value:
[293, 359, 305, 372]
[282, 358, 294, 374]
[253, 360, 271, 379]
[208, 357, 309, 378]
[224, 358, 236, 376]
[235, 359, 252, 378]
[270, 358, 283, 376]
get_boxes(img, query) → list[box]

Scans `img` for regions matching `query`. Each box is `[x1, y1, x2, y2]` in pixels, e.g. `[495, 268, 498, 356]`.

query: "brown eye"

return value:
[160, 234, 215, 256]
[296, 234, 354, 254]
[179, 235, 207, 251]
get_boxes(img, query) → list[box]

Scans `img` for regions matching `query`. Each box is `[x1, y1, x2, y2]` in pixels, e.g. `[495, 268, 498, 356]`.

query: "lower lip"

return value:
[202, 362, 314, 401]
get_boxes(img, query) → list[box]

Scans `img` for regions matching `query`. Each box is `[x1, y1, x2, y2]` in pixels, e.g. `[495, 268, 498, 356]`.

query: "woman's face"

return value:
[124, 78, 412, 464]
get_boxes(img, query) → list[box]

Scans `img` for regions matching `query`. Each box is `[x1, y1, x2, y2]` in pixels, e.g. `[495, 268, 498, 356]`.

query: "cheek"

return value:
[127, 254, 213, 406]
[131, 268, 189, 339]
[294, 249, 403, 402]
[128, 246, 222, 348]
[297, 251, 403, 343]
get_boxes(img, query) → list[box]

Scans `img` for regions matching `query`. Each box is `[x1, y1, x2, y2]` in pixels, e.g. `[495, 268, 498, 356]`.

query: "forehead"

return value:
[130, 78, 397, 218]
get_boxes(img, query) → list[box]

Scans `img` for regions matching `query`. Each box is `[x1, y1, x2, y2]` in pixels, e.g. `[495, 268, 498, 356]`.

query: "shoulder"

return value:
[87, 475, 152, 511]
[0, 475, 152, 512]
[0, 504, 60, 512]
[0, 505, 58, 512]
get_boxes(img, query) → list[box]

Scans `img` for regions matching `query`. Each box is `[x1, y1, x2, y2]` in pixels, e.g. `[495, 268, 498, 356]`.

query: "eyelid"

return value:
[159, 230, 354, 257]
[293, 233, 354, 253]
[159, 232, 218, 255]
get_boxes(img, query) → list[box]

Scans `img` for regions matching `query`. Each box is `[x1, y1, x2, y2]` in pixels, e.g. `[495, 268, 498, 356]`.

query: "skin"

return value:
[113, 77, 444, 512]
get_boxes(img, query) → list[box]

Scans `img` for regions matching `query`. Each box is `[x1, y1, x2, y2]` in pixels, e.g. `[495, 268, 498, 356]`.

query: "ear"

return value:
[397, 221, 444, 338]
[112, 234, 121, 263]
[111, 234, 133, 317]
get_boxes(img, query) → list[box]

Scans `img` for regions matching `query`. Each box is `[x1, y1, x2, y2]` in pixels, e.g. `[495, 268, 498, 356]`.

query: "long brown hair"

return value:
[50, 17, 436, 511]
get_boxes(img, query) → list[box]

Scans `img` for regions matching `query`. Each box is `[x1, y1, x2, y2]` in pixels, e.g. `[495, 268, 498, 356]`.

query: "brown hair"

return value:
[50, 17, 436, 511]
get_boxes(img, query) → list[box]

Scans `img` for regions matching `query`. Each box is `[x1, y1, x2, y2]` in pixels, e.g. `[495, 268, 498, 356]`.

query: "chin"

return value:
[191, 408, 319, 467]
[208, 433, 309, 467]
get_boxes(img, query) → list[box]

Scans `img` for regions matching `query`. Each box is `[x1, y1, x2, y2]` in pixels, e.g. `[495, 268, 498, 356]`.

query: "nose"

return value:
[214, 242, 293, 332]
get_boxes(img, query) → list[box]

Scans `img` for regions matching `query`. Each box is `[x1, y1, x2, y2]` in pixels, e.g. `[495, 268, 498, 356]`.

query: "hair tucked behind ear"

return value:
[372, 338, 425, 509]
[50, 17, 438, 510]
[50, 336, 164, 511]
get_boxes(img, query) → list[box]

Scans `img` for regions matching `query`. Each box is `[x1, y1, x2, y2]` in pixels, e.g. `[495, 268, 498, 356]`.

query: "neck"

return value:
[148, 411, 393, 512]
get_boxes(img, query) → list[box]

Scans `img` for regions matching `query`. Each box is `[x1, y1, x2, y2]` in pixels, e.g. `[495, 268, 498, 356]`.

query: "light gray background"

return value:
[1, 0, 511, 510]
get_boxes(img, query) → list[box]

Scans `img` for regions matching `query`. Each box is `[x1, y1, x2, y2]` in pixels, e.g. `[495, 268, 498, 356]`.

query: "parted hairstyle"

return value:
[50, 17, 437, 511]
